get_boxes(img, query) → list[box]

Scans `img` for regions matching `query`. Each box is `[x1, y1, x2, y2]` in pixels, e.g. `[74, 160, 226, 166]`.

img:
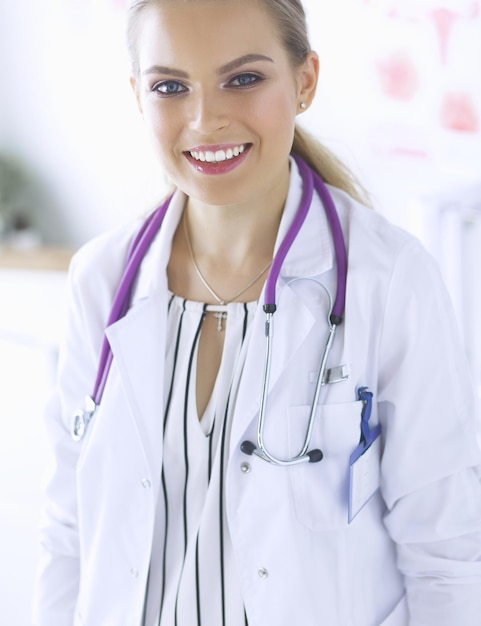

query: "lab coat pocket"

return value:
[288, 400, 363, 530]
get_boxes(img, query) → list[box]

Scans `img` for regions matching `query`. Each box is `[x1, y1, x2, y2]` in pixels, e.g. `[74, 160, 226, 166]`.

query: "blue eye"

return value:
[153, 80, 187, 96]
[229, 73, 263, 88]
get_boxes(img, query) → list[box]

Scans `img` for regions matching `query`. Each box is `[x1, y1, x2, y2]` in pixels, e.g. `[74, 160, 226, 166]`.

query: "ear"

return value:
[296, 50, 319, 111]
[130, 75, 143, 115]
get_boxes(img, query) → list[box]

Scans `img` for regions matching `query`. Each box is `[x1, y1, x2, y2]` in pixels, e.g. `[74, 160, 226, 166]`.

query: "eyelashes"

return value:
[226, 72, 265, 88]
[150, 72, 265, 97]
[151, 80, 188, 97]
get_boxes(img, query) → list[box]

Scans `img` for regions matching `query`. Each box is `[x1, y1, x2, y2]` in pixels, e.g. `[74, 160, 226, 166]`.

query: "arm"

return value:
[377, 240, 481, 625]
[33, 244, 116, 625]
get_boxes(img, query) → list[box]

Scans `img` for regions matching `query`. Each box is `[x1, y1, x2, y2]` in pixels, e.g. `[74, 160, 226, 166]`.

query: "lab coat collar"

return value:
[129, 190, 186, 302]
[273, 156, 333, 280]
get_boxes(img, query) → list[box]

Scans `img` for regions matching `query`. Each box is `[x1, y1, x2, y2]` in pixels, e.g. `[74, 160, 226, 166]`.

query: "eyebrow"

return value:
[141, 65, 189, 79]
[217, 54, 274, 75]
[141, 54, 274, 79]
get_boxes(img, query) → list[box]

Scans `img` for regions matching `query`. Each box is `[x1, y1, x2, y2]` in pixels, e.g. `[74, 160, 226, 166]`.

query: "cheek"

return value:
[142, 107, 181, 164]
[144, 110, 170, 142]
[246, 89, 297, 144]
[141, 98, 176, 136]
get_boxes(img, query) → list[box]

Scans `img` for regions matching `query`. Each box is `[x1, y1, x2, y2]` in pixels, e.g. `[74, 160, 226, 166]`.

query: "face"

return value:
[131, 0, 318, 210]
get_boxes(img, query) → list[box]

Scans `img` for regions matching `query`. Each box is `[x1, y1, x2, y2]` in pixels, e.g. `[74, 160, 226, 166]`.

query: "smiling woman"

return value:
[127, 0, 365, 202]
[129, 0, 314, 214]
[33, 1, 481, 625]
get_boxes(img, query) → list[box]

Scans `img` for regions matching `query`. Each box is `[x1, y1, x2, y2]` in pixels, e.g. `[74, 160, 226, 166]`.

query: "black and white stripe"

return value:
[142, 295, 256, 626]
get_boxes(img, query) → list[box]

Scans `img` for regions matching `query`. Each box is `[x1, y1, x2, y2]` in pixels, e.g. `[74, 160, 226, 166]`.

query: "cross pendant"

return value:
[213, 312, 228, 331]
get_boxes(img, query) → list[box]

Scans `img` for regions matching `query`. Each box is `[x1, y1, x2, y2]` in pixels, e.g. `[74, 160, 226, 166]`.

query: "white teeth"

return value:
[189, 145, 247, 163]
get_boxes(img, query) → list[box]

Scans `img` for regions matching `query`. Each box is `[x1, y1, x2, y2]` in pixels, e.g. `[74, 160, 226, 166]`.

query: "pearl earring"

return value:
[300, 102, 307, 110]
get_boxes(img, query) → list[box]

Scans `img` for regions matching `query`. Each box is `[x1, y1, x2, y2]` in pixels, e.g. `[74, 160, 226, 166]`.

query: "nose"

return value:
[187, 89, 230, 135]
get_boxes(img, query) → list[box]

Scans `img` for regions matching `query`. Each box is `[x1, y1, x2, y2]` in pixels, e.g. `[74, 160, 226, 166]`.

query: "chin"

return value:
[173, 170, 255, 207]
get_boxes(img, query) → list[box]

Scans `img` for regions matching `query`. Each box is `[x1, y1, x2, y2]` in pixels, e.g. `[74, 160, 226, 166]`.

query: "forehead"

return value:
[136, 0, 287, 72]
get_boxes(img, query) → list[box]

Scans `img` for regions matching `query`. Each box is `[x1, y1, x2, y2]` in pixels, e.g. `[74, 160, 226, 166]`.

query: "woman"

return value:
[34, 0, 481, 624]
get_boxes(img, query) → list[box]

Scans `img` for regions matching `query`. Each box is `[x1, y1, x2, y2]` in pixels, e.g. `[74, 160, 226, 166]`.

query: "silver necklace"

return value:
[183, 215, 271, 330]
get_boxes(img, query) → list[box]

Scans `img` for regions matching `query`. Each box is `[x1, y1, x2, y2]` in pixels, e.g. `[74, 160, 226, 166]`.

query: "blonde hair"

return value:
[127, 0, 369, 205]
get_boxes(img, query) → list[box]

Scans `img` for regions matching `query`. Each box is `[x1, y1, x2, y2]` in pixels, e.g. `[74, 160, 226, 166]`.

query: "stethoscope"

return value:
[71, 155, 348, 468]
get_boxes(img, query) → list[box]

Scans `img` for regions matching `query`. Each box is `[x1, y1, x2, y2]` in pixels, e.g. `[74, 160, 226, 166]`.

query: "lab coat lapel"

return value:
[104, 191, 185, 475]
[230, 160, 335, 448]
[105, 293, 168, 477]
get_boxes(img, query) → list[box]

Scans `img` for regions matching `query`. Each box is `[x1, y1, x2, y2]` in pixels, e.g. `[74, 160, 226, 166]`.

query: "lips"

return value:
[184, 143, 251, 175]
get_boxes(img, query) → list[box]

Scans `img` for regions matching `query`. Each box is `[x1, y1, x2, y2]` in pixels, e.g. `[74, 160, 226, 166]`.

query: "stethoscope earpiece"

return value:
[240, 440, 257, 456]
[307, 449, 324, 463]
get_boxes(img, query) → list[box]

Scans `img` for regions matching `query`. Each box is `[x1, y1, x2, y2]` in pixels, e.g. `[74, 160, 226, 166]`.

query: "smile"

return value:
[184, 143, 251, 176]
[188, 144, 247, 163]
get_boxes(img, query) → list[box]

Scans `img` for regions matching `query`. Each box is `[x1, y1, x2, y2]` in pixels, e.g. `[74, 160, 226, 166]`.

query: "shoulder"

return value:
[67, 217, 145, 302]
[329, 186, 412, 251]
[61, 217, 149, 336]
[71, 218, 142, 281]
[328, 185, 435, 277]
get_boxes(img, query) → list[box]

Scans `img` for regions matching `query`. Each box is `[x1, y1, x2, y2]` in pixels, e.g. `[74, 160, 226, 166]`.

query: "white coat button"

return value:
[141, 478, 151, 489]
[258, 568, 269, 579]
[240, 463, 251, 474]
[130, 568, 139, 578]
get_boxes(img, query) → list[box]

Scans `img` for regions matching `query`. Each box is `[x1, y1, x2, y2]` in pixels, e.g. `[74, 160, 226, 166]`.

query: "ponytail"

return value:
[292, 125, 370, 206]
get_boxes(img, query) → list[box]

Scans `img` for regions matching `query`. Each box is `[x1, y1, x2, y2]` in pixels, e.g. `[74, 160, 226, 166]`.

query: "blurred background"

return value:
[0, 0, 480, 623]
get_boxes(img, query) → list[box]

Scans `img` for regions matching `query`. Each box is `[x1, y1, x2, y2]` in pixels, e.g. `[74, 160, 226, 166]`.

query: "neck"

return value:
[167, 159, 291, 303]
[184, 163, 290, 265]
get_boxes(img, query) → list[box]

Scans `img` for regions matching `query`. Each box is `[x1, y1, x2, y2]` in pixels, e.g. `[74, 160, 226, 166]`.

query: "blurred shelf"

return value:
[0, 245, 75, 271]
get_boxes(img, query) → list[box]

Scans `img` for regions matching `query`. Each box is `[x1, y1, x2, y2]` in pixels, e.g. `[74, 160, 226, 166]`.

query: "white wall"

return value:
[0, 270, 67, 625]
[0, 0, 165, 245]
[0, 339, 56, 625]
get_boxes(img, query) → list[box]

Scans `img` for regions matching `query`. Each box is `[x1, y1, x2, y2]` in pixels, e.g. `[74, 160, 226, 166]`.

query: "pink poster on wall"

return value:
[361, 0, 481, 164]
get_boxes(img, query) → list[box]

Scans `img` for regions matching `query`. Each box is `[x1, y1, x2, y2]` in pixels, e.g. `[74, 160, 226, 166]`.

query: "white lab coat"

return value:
[34, 160, 481, 626]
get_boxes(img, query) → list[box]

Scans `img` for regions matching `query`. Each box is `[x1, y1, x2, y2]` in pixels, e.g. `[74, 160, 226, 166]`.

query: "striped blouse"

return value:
[142, 293, 257, 626]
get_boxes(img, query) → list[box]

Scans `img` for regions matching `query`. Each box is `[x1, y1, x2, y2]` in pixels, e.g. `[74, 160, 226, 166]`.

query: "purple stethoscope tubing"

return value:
[312, 163, 347, 325]
[264, 155, 347, 324]
[71, 156, 348, 442]
[263, 155, 313, 311]
[71, 195, 174, 441]
[92, 194, 175, 406]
